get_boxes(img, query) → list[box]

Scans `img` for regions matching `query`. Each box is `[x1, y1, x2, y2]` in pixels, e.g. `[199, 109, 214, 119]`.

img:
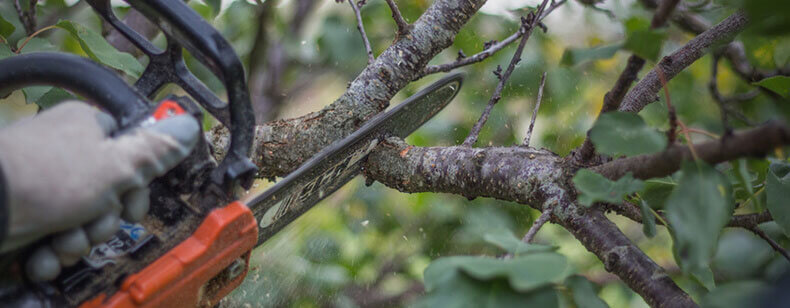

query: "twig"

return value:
[656, 67, 679, 145]
[605, 202, 773, 229]
[709, 54, 733, 136]
[462, 2, 550, 147]
[384, 0, 409, 37]
[591, 122, 790, 181]
[522, 210, 551, 243]
[749, 226, 790, 263]
[13, 0, 37, 36]
[419, 0, 566, 78]
[523, 72, 547, 147]
[618, 11, 749, 114]
[15, 25, 57, 54]
[348, 0, 375, 64]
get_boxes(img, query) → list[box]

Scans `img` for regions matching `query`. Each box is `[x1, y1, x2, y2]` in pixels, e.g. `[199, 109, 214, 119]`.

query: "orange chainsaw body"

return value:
[80, 202, 257, 308]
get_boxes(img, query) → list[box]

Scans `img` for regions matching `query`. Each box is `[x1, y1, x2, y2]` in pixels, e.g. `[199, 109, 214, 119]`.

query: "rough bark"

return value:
[249, 0, 487, 178]
[618, 11, 749, 113]
[361, 138, 697, 307]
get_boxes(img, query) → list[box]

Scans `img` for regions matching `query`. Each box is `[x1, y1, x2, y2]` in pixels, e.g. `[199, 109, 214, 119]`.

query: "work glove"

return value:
[0, 101, 200, 281]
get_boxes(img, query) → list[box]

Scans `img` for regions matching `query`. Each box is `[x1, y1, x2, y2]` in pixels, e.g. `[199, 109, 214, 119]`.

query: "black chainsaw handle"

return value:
[0, 52, 150, 127]
[86, 0, 257, 190]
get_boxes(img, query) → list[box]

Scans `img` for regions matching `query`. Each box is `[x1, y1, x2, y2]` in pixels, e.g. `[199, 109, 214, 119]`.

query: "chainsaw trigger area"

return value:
[80, 202, 257, 308]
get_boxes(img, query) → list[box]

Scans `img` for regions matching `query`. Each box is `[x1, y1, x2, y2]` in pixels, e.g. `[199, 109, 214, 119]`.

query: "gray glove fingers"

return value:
[51, 228, 90, 266]
[94, 110, 119, 136]
[26, 246, 61, 282]
[84, 213, 121, 245]
[121, 187, 150, 223]
[110, 114, 200, 184]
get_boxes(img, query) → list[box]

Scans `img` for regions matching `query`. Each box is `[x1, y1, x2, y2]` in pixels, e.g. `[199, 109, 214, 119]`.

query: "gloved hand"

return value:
[0, 101, 200, 281]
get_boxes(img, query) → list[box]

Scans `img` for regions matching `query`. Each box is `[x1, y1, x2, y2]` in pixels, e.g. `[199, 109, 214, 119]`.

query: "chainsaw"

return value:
[0, 1, 462, 307]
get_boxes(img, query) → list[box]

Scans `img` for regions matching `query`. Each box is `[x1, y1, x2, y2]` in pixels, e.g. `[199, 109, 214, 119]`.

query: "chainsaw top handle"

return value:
[0, 53, 150, 127]
[86, 0, 257, 191]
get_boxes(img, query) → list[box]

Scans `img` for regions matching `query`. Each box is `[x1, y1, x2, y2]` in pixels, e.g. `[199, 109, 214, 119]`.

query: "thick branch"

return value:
[362, 138, 695, 307]
[362, 137, 563, 206]
[248, 0, 487, 178]
[618, 11, 749, 113]
[592, 122, 790, 180]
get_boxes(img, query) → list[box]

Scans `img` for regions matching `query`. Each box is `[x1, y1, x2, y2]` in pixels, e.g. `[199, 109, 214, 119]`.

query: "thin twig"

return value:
[13, 0, 37, 36]
[384, 0, 409, 37]
[348, 0, 375, 64]
[523, 72, 547, 147]
[710, 54, 733, 136]
[15, 25, 57, 54]
[522, 210, 551, 243]
[749, 226, 790, 263]
[419, 0, 566, 78]
[656, 67, 678, 145]
[462, 1, 550, 147]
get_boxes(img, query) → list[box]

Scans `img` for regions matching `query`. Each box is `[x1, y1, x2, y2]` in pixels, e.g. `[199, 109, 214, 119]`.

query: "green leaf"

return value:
[666, 161, 734, 290]
[35, 88, 75, 109]
[753, 76, 790, 98]
[0, 42, 12, 60]
[589, 112, 667, 157]
[0, 14, 14, 39]
[424, 253, 570, 292]
[639, 199, 657, 238]
[572, 169, 644, 206]
[623, 29, 667, 61]
[16, 37, 57, 53]
[767, 161, 790, 237]
[560, 43, 622, 66]
[564, 275, 609, 308]
[482, 230, 557, 256]
[204, 0, 222, 16]
[54, 20, 143, 77]
[639, 178, 676, 210]
[622, 17, 667, 62]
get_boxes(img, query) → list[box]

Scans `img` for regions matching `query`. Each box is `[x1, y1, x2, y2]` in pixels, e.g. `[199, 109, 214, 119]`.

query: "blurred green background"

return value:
[0, 0, 788, 307]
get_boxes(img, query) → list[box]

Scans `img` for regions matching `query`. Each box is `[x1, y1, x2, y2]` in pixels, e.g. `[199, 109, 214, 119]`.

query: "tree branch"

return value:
[361, 138, 696, 307]
[522, 210, 551, 243]
[349, 0, 375, 64]
[574, 0, 681, 163]
[619, 11, 749, 113]
[603, 201, 773, 229]
[233, 0, 487, 178]
[418, 0, 566, 78]
[748, 225, 790, 263]
[384, 0, 410, 37]
[592, 122, 790, 180]
[463, 3, 549, 147]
